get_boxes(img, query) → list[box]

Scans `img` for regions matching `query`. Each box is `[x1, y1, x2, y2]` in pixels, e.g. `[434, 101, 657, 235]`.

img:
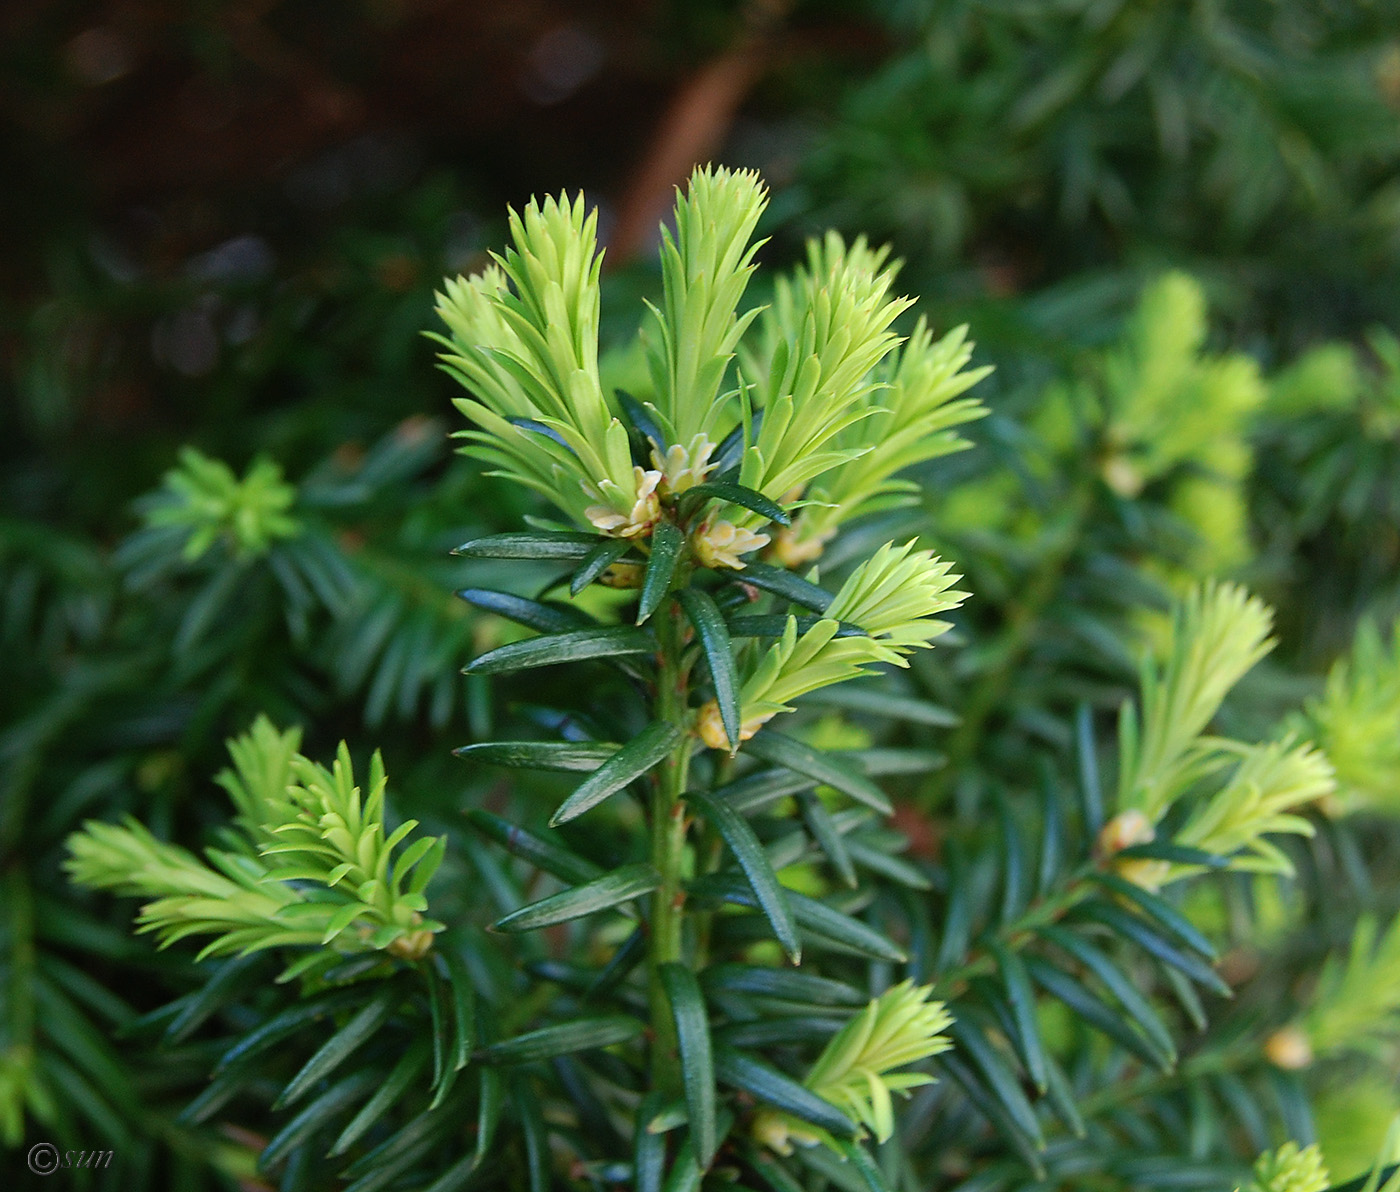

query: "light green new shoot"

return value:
[1240, 1142, 1330, 1192]
[146, 446, 299, 561]
[67, 717, 445, 973]
[1103, 583, 1333, 888]
[754, 981, 952, 1153]
[1300, 618, 1400, 816]
[698, 543, 965, 747]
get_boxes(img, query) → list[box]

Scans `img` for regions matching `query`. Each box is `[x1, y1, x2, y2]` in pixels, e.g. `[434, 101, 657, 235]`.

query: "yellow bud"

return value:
[388, 928, 436, 961]
[651, 434, 718, 496]
[599, 562, 646, 589]
[771, 523, 833, 569]
[583, 467, 663, 538]
[1098, 809, 1155, 855]
[751, 1110, 794, 1156]
[697, 702, 730, 750]
[696, 701, 773, 751]
[1103, 454, 1144, 498]
[1115, 857, 1170, 892]
[692, 519, 770, 570]
[1098, 809, 1168, 890]
[1263, 1025, 1314, 1070]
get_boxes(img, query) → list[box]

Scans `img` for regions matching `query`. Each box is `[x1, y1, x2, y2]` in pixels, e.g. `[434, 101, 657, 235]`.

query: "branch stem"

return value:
[929, 868, 1094, 1001]
[648, 599, 695, 1094]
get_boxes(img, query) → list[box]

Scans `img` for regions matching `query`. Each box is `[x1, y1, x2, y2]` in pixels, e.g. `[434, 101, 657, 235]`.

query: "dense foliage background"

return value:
[5, 1, 1400, 1189]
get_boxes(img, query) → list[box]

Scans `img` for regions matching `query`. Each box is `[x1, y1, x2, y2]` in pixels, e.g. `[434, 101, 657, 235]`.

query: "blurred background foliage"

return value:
[4, 0, 1400, 1188]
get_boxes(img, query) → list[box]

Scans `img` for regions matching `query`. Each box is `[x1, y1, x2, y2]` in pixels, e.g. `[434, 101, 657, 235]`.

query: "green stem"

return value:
[692, 753, 736, 968]
[1075, 1036, 1259, 1120]
[648, 601, 695, 1094]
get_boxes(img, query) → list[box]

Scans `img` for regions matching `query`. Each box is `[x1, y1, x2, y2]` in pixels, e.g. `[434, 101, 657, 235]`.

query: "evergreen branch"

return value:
[699, 542, 964, 746]
[67, 719, 445, 967]
[644, 165, 769, 447]
[777, 319, 991, 565]
[1299, 618, 1400, 816]
[1302, 914, 1400, 1059]
[1241, 1142, 1330, 1192]
[752, 981, 952, 1154]
[736, 232, 915, 511]
[140, 447, 300, 562]
[1117, 581, 1275, 823]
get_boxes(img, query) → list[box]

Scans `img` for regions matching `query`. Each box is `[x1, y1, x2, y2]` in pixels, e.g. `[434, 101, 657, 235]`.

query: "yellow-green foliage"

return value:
[1033, 273, 1264, 573]
[67, 718, 445, 972]
[737, 232, 914, 511]
[436, 170, 991, 560]
[1268, 343, 1362, 417]
[1241, 1142, 1329, 1192]
[643, 165, 769, 447]
[1109, 583, 1333, 884]
[433, 192, 641, 529]
[709, 543, 965, 742]
[778, 314, 989, 560]
[1303, 914, 1400, 1059]
[146, 447, 299, 561]
[1118, 582, 1276, 823]
[1300, 619, 1400, 816]
[1174, 737, 1333, 875]
[753, 981, 952, 1153]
